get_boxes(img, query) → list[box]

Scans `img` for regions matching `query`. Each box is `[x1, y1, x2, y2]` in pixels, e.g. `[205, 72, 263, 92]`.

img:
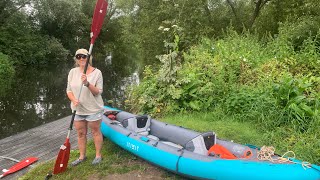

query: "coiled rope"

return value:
[257, 146, 311, 170]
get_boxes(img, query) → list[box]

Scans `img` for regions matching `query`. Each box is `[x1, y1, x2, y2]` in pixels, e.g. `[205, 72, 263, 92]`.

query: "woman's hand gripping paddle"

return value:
[52, 0, 108, 175]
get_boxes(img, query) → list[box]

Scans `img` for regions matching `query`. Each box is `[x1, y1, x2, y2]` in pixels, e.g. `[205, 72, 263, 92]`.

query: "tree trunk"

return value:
[202, 0, 215, 26]
[248, 0, 270, 29]
[226, 0, 242, 27]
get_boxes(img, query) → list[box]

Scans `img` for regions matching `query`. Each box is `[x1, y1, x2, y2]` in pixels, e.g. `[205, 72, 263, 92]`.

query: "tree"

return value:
[0, 53, 15, 97]
[33, 0, 89, 52]
[0, 3, 68, 65]
[226, 0, 271, 30]
[0, 0, 31, 27]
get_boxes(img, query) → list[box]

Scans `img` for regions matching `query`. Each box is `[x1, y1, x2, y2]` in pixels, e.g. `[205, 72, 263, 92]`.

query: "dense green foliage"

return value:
[0, 53, 15, 96]
[126, 26, 320, 163]
[0, 0, 117, 64]
[114, 0, 320, 67]
[127, 27, 320, 120]
[0, 0, 69, 65]
[2, 0, 320, 73]
[0, 0, 114, 89]
[115, 1, 320, 164]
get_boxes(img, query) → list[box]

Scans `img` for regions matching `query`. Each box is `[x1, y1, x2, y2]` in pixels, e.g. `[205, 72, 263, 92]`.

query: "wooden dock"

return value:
[0, 116, 91, 180]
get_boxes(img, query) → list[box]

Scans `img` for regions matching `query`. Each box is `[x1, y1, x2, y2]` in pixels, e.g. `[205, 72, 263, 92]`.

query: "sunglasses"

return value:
[76, 54, 88, 60]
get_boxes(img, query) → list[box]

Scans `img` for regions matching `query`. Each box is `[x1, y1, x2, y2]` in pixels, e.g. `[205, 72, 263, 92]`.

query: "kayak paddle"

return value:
[0, 157, 38, 178]
[53, 0, 108, 175]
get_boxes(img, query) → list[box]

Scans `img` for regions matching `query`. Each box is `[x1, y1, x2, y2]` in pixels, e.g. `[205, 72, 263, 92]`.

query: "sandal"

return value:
[71, 157, 87, 166]
[92, 157, 102, 165]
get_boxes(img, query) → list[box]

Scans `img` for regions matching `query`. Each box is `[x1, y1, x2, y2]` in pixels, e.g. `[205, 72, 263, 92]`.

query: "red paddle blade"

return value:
[90, 0, 108, 44]
[53, 138, 70, 174]
[0, 157, 38, 178]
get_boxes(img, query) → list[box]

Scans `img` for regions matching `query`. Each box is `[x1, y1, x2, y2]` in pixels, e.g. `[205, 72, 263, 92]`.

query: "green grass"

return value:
[20, 140, 148, 180]
[160, 110, 263, 146]
[20, 110, 319, 179]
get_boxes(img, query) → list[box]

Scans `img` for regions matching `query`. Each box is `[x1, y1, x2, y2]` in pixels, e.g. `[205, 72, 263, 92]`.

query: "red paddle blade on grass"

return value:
[0, 157, 38, 178]
[53, 138, 70, 174]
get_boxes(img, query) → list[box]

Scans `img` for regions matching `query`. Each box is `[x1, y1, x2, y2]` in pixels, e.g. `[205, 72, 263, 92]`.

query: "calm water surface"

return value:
[0, 58, 138, 139]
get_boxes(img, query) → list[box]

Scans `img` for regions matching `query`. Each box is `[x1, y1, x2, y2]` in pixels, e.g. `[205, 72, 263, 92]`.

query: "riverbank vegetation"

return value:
[126, 27, 320, 163]
[2, 0, 320, 175]
[121, 0, 320, 164]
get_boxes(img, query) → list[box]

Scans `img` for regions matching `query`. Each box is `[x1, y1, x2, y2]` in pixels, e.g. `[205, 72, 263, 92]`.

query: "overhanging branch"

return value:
[249, 0, 271, 29]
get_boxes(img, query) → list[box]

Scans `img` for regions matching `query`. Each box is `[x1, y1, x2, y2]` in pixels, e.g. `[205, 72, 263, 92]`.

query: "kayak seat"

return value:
[109, 120, 123, 126]
[185, 132, 216, 155]
[161, 141, 184, 149]
[147, 134, 160, 141]
[121, 115, 151, 136]
[149, 120, 200, 147]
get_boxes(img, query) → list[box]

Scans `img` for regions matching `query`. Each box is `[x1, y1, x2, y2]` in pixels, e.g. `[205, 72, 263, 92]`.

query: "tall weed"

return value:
[272, 74, 320, 132]
[126, 29, 320, 134]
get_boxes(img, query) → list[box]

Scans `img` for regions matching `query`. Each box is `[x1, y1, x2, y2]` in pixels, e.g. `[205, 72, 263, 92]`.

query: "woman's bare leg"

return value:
[88, 120, 103, 158]
[74, 120, 88, 159]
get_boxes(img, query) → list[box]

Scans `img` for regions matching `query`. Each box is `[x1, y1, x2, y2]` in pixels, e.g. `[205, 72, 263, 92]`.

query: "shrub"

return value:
[0, 53, 15, 96]
[126, 29, 320, 134]
[224, 86, 276, 117]
[272, 74, 320, 132]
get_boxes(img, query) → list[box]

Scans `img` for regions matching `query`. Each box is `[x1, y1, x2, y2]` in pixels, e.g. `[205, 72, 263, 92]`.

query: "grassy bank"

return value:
[20, 139, 178, 180]
[20, 109, 317, 180]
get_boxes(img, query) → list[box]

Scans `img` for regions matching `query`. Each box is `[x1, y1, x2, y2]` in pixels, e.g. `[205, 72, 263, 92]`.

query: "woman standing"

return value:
[66, 48, 104, 166]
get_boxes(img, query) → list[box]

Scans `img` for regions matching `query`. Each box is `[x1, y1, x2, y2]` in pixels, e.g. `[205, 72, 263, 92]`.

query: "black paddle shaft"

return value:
[68, 54, 91, 130]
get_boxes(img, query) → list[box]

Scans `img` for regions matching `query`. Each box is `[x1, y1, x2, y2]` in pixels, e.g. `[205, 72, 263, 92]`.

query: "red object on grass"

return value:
[53, 138, 70, 174]
[0, 157, 38, 178]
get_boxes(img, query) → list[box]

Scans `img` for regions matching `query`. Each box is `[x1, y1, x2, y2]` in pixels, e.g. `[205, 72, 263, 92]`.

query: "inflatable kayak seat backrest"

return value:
[116, 111, 135, 122]
[122, 115, 151, 136]
[203, 132, 217, 150]
[150, 120, 200, 146]
[185, 132, 216, 155]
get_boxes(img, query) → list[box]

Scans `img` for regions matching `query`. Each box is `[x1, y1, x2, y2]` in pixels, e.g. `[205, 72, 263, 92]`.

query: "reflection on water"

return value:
[0, 56, 138, 139]
[0, 63, 71, 139]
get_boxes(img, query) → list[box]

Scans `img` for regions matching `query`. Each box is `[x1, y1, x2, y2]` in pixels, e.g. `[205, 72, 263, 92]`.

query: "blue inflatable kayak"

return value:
[100, 106, 320, 180]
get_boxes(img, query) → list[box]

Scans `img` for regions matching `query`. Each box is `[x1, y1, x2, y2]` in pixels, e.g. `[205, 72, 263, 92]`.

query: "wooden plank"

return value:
[0, 116, 70, 149]
[0, 116, 72, 151]
[0, 116, 93, 180]
[0, 130, 70, 155]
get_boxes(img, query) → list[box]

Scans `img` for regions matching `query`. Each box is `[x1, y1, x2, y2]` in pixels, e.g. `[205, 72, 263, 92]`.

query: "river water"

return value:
[0, 56, 138, 139]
